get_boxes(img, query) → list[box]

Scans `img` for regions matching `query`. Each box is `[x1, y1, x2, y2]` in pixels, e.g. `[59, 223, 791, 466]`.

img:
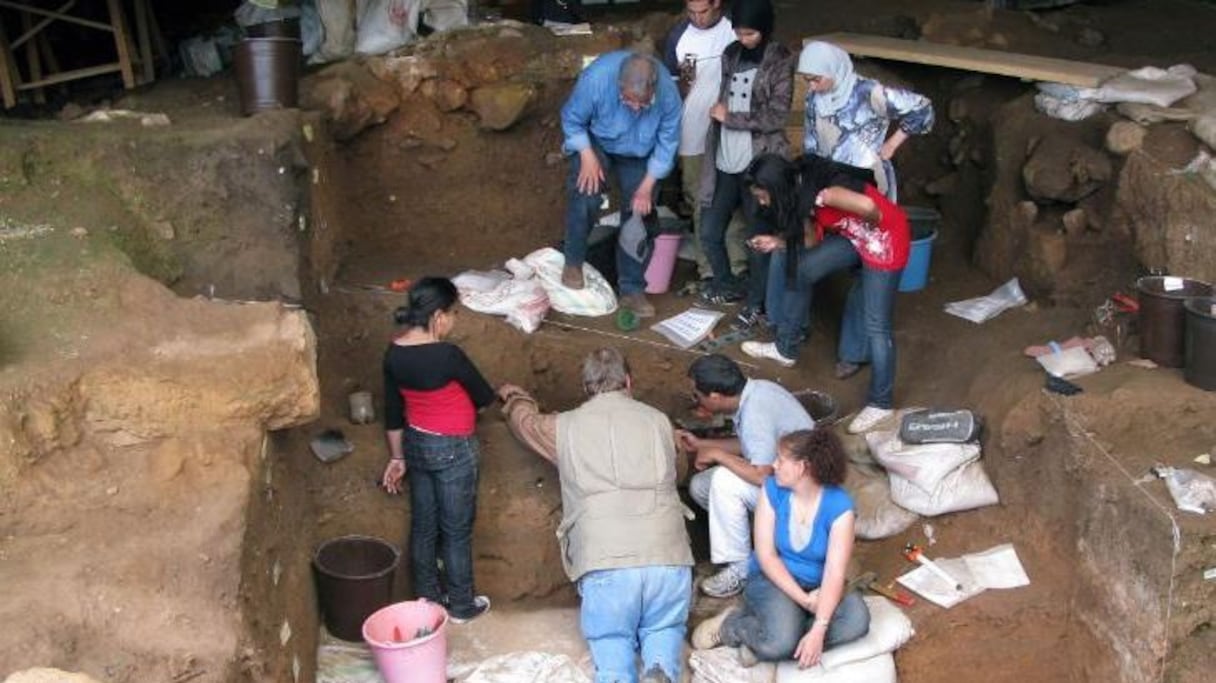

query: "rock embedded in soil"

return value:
[367, 54, 437, 96]
[1105, 121, 1147, 155]
[1062, 208, 1088, 236]
[4, 669, 103, 683]
[470, 83, 537, 131]
[1023, 134, 1113, 202]
[422, 78, 469, 113]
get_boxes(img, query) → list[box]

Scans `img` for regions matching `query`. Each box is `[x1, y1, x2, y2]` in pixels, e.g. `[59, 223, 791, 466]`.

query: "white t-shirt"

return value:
[675, 18, 736, 157]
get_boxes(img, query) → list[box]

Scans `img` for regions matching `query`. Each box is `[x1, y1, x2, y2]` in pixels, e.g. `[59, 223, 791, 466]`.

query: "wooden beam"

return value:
[0, 16, 17, 108]
[807, 32, 1124, 88]
[36, 31, 59, 76]
[132, 0, 153, 83]
[11, 0, 75, 49]
[0, 1, 112, 33]
[16, 62, 121, 89]
[20, 11, 44, 103]
[106, 0, 134, 88]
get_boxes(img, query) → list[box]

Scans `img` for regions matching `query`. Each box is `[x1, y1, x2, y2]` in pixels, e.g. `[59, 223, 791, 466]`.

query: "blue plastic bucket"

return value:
[899, 207, 940, 293]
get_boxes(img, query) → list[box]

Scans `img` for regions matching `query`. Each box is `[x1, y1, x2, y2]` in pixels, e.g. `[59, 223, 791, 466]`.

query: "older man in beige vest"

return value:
[499, 348, 694, 683]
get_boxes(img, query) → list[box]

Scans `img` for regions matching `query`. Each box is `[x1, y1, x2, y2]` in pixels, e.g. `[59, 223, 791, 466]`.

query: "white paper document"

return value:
[897, 543, 1029, 608]
[650, 307, 724, 349]
[944, 278, 1028, 324]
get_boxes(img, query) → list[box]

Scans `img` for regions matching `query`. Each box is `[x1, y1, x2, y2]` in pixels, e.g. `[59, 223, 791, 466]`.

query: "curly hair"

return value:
[780, 428, 847, 486]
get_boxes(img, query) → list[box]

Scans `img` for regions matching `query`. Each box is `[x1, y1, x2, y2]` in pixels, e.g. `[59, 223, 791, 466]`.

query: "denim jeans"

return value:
[700, 170, 769, 307]
[722, 572, 870, 662]
[838, 267, 901, 409]
[564, 142, 654, 296]
[404, 428, 481, 619]
[766, 235, 900, 408]
[578, 565, 693, 683]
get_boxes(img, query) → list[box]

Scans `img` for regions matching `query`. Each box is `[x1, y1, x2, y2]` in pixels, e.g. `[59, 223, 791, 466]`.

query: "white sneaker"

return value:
[740, 341, 794, 368]
[700, 564, 747, 598]
[848, 405, 894, 434]
[691, 605, 738, 650]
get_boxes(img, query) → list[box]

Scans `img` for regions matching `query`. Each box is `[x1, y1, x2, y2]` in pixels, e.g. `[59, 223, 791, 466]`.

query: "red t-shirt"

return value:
[814, 185, 910, 271]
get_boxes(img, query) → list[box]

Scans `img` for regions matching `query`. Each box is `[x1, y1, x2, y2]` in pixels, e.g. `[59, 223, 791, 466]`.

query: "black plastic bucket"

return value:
[794, 390, 839, 426]
[1136, 276, 1213, 368]
[1184, 296, 1216, 391]
[246, 18, 301, 39]
[313, 535, 400, 641]
[233, 37, 301, 116]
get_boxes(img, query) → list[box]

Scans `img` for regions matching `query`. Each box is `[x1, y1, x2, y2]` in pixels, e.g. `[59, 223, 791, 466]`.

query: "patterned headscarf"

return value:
[797, 41, 857, 116]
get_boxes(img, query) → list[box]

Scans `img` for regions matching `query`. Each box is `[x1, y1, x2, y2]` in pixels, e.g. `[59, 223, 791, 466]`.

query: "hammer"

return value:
[849, 571, 916, 607]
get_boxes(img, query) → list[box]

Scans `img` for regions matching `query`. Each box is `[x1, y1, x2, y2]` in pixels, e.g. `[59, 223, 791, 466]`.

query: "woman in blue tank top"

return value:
[692, 428, 870, 668]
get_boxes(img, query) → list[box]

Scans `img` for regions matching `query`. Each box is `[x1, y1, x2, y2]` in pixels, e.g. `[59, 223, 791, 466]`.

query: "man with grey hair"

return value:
[560, 50, 682, 318]
[498, 348, 693, 683]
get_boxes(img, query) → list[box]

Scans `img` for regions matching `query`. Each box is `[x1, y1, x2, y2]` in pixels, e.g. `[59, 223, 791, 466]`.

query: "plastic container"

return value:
[313, 536, 400, 641]
[233, 37, 301, 116]
[644, 234, 683, 294]
[245, 18, 301, 39]
[793, 389, 839, 426]
[348, 391, 375, 424]
[899, 207, 940, 293]
[1137, 276, 1213, 368]
[363, 600, 449, 683]
[1184, 296, 1216, 391]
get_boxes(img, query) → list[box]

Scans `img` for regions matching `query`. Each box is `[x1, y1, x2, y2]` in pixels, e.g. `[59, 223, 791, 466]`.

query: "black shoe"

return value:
[699, 285, 744, 306]
[732, 306, 764, 332]
[834, 361, 863, 380]
[448, 595, 491, 624]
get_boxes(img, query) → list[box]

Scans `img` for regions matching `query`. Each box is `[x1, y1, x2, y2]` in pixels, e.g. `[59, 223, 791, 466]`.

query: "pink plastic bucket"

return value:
[644, 234, 683, 294]
[362, 600, 449, 683]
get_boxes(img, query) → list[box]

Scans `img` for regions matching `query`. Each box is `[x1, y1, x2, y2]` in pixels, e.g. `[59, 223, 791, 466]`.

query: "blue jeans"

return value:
[700, 169, 770, 307]
[404, 428, 481, 619]
[578, 565, 692, 683]
[564, 142, 654, 295]
[722, 572, 870, 662]
[766, 235, 901, 408]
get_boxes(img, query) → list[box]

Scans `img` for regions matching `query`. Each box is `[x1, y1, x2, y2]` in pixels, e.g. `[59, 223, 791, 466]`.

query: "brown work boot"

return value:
[620, 293, 656, 318]
[561, 265, 585, 290]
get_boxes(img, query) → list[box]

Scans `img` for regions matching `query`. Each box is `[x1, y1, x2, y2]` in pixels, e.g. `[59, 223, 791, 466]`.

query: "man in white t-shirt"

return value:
[664, 1, 747, 291]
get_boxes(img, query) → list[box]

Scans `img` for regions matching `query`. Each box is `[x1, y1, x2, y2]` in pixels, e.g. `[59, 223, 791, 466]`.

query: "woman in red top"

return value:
[381, 276, 496, 623]
[740, 154, 909, 434]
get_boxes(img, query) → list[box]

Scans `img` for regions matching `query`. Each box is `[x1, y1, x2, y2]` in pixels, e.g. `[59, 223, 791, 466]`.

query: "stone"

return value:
[1063, 208, 1088, 237]
[367, 55, 437, 96]
[544, 151, 564, 167]
[1029, 226, 1068, 276]
[422, 78, 469, 113]
[1106, 121, 1147, 155]
[301, 62, 400, 140]
[57, 103, 85, 121]
[5, 668, 104, 683]
[1022, 134, 1112, 202]
[1076, 27, 1106, 48]
[948, 97, 968, 123]
[151, 220, 175, 240]
[469, 83, 536, 131]
[1017, 201, 1039, 224]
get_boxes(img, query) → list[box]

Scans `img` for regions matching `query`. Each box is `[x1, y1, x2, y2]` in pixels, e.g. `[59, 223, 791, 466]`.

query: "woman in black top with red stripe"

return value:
[381, 277, 496, 623]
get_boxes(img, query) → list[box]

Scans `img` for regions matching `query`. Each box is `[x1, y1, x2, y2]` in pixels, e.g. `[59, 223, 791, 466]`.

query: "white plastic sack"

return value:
[889, 460, 999, 516]
[355, 0, 418, 55]
[1034, 92, 1105, 121]
[845, 464, 919, 540]
[523, 247, 618, 317]
[1157, 466, 1216, 514]
[866, 431, 981, 494]
[423, 0, 469, 32]
[944, 278, 1027, 324]
[777, 654, 896, 683]
[1095, 65, 1198, 107]
[1036, 345, 1100, 379]
[314, 0, 357, 63]
[463, 651, 590, 683]
[815, 597, 914, 671]
[458, 276, 550, 333]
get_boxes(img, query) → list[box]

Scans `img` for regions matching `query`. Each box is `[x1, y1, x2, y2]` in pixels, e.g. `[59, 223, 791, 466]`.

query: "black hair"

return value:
[393, 276, 458, 329]
[780, 428, 848, 486]
[744, 153, 873, 284]
[688, 354, 747, 397]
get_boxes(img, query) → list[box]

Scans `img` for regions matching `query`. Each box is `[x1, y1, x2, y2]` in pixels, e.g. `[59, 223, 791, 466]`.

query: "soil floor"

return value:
[3, 1, 1216, 682]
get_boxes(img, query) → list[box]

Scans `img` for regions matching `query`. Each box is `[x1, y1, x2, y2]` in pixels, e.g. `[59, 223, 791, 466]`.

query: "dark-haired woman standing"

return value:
[381, 276, 495, 623]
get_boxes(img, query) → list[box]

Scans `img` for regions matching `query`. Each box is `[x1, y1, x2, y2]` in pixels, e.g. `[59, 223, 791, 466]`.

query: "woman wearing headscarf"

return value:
[796, 40, 934, 201]
[695, 0, 793, 333]
[741, 153, 910, 435]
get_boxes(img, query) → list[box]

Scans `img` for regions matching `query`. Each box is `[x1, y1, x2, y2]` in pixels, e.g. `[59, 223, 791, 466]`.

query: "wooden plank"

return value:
[17, 62, 121, 89]
[807, 32, 1124, 88]
[20, 11, 44, 103]
[11, 0, 75, 49]
[0, 16, 17, 108]
[37, 31, 59, 76]
[106, 0, 134, 88]
[0, 1, 112, 32]
[132, 0, 153, 83]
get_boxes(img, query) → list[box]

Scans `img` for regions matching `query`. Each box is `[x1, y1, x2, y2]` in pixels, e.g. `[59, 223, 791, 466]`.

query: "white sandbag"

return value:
[463, 651, 590, 683]
[889, 460, 999, 516]
[844, 464, 919, 540]
[1034, 92, 1105, 121]
[1036, 345, 1100, 379]
[818, 597, 913, 671]
[523, 247, 618, 317]
[458, 277, 550, 333]
[422, 0, 469, 32]
[313, 0, 357, 63]
[355, 0, 419, 55]
[775, 653, 897, 683]
[865, 431, 981, 494]
[1095, 65, 1198, 107]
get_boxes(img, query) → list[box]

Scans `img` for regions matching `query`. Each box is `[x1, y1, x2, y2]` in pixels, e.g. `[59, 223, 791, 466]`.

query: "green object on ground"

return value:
[616, 308, 639, 332]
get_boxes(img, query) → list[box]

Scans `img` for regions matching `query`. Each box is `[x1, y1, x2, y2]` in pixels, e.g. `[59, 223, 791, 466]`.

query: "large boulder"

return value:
[301, 62, 400, 140]
[469, 83, 537, 131]
[1022, 133, 1113, 203]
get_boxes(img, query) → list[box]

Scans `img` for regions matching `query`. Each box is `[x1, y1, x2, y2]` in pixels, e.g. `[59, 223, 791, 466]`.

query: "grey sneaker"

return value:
[449, 594, 491, 624]
[700, 564, 746, 598]
[732, 306, 764, 332]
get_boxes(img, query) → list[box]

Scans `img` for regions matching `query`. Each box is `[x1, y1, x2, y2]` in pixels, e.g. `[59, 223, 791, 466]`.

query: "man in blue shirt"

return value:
[560, 50, 682, 317]
[677, 354, 815, 598]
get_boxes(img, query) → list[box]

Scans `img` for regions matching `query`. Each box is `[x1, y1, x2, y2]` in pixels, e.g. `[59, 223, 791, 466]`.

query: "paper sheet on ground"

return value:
[897, 543, 1029, 608]
[944, 278, 1028, 324]
[651, 307, 724, 349]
